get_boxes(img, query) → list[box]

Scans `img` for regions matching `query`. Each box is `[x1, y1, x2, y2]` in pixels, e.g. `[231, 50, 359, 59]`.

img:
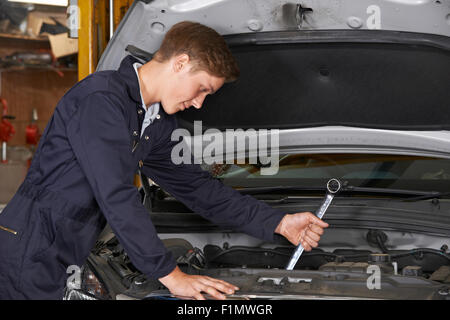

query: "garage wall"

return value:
[0, 37, 78, 146]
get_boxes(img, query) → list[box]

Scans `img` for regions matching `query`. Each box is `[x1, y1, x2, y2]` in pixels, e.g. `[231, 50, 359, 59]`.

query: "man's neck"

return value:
[137, 60, 163, 107]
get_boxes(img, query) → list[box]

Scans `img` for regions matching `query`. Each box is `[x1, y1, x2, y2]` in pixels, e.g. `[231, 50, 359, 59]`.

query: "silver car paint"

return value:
[97, 0, 450, 71]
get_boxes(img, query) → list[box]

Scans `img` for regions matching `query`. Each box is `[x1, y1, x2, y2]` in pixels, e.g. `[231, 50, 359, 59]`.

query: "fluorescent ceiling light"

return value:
[8, 0, 68, 6]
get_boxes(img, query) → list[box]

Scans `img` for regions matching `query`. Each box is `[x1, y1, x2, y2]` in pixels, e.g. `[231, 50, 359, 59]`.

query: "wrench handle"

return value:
[285, 193, 335, 270]
[315, 193, 335, 219]
[285, 244, 305, 270]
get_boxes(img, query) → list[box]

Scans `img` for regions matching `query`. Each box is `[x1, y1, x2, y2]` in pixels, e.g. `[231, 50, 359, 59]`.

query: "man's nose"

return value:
[192, 95, 206, 109]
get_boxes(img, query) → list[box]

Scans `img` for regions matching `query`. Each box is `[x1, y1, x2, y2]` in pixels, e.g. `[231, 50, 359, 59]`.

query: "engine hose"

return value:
[371, 233, 450, 262]
[390, 248, 450, 262]
[376, 233, 389, 253]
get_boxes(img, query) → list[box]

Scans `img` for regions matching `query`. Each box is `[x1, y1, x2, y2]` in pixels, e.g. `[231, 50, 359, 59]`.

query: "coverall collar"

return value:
[118, 55, 142, 104]
[118, 54, 169, 122]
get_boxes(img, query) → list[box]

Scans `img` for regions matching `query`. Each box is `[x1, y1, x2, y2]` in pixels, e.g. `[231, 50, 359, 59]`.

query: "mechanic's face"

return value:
[160, 55, 225, 114]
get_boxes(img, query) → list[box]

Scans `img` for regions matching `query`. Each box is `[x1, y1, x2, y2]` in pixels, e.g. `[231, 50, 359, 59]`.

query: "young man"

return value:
[0, 21, 328, 300]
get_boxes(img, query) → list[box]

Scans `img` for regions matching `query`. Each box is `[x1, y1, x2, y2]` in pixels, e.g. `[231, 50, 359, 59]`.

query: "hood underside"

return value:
[179, 31, 450, 132]
[98, 0, 450, 132]
[99, 0, 450, 70]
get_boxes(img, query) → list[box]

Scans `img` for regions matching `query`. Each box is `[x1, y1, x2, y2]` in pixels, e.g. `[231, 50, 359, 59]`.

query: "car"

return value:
[63, 0, 450, 300]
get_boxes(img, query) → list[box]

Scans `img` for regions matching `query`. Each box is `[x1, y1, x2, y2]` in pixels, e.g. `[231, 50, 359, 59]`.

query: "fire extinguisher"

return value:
[26, 108, 41, 167]
[0, 98, 15, 164]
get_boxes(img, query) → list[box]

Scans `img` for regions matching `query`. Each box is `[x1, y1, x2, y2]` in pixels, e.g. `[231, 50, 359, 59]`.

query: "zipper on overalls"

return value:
[0, 224, 17, 235]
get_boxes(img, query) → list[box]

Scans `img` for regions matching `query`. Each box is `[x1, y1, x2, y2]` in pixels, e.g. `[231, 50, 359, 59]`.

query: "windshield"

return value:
[202, 153, 450, 194]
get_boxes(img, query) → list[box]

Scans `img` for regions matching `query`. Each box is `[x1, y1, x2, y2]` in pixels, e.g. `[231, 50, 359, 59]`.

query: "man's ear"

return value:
[173, 53, 190, 73]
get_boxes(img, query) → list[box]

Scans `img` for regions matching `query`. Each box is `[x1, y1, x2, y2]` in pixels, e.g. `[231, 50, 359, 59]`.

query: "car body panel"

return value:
[185, 127, 450, 162]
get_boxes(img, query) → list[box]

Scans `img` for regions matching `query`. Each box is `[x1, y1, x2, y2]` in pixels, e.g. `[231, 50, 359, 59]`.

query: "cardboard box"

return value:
[27, 11, 78, 58]
[48, 33, 78, 58]
[27, 11, 67, 38]
[27, 11, 53, 37]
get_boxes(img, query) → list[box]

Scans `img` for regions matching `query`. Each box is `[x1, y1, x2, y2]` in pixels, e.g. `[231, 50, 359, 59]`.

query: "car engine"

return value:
[69, 227, 450, 300]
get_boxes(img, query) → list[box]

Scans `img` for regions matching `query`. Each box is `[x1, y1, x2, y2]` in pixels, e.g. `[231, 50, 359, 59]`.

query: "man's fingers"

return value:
[295, 230, 305, 246]
[194, 293, 206, 300]
[207, 277, 239, 292]
[297, 232, 318, 250]
[200, 278, 235, 295]
[166, 272, 238, 300]
[309, 215, 329, 228]
[301, 239, 312, 251]
[204, 276, 238, 288]
[304, 234, 319, 248]
[203, 285, 226, 300]
[190, 276, 240, 300]
[305, 229, 321, 242]
[309, 224, 324, 235]
[283, 212, 330, 249]
[296, 232, 311, 251]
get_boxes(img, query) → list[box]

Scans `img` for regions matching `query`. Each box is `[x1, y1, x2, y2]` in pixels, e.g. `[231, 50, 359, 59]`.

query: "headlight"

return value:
[64, 265, 110, 300]
[64, 288, 97, 300]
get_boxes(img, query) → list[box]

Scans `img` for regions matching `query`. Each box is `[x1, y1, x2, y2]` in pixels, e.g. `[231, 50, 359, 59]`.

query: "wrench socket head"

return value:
[327, 178, 341, 194]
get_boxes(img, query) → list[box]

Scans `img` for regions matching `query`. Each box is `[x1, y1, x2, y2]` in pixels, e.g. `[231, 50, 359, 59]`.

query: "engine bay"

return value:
[83, 227, 450, 300]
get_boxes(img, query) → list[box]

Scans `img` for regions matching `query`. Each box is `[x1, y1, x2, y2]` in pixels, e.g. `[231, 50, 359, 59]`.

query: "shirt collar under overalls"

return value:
[133, 62, 160, 137]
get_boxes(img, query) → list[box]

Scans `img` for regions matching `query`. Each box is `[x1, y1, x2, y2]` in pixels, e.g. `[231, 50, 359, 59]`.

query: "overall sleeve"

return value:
[141, 122, 286, 243]
[66, 92, 177, 279]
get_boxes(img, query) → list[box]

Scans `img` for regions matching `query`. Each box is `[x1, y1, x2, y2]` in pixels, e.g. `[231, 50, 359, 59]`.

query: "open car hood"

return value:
[98, 0, 450, 70]
[97, 0, 450, 149]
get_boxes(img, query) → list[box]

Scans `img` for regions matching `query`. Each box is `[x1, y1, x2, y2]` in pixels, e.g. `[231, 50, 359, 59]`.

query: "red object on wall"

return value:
[26, 124, 40, 145]
[26, 108, 41, 167]
[0, 98, 15, 143]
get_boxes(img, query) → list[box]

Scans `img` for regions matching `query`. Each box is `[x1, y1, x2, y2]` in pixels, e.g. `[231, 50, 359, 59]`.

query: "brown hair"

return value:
[154, 21, 240, 82]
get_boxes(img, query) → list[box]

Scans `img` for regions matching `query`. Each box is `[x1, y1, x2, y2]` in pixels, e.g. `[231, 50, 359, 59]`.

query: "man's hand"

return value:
[275, 212, 329, 251]
[159, 266, 239, 300]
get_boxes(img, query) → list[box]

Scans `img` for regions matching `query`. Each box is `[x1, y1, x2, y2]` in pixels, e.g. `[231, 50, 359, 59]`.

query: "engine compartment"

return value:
[84, 227, 450, 300]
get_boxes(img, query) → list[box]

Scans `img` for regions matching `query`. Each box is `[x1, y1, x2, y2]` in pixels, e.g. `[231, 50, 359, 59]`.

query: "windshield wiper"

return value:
[401, 191, 450, 202]
[236, 186, 323, 195]
[236, 185, 444, 200]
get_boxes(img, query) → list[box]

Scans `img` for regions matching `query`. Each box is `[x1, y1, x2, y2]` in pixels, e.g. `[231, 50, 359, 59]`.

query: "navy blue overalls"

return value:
[0, 55, 286, 299]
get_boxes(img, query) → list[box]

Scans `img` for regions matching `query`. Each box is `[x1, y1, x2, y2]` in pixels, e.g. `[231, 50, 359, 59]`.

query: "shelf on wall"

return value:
[0, 65, 77, 72]
[0, 32, 49, 42]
